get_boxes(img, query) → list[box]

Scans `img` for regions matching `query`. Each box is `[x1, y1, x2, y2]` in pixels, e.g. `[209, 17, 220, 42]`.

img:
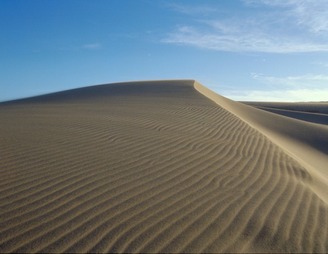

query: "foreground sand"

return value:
[0, 80, 327, 253]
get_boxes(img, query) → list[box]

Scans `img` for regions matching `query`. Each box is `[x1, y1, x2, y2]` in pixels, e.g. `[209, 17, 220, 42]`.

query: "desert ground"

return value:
[0, 80, 327, 253]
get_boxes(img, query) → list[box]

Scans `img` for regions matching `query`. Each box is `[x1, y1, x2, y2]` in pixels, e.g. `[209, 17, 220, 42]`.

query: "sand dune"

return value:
[242, 102, 328, 125]
[243, 101, 328, 115]
[247, 106, 328, 125]
[0, 80, 327, 253]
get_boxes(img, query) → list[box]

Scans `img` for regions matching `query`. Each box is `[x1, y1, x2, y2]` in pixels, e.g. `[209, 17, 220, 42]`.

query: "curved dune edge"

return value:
[252, 106, 328, 125]
[244, 101, 328, 115]
[194, 81, 328, 204]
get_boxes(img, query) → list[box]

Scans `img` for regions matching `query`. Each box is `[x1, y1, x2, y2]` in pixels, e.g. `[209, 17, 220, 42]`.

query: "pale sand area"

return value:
[242, 101, 328, 125]
[0, 80, 327, 253]
[243, 101, 328, 115]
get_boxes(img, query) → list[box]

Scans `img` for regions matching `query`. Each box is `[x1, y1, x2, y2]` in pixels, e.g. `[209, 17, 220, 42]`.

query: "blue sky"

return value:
[1, 0, 328, 102]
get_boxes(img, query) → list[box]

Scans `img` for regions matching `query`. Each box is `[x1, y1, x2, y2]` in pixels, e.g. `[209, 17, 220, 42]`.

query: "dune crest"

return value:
[0, 80, 327, 253]
[194, 81, 328, 204]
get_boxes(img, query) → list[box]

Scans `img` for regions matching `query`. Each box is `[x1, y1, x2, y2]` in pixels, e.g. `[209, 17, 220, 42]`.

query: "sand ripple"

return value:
[0, 80, 327, 253]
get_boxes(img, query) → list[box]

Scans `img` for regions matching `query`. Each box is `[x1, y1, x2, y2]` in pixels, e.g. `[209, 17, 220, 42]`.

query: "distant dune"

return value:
[242, 101, 328, 125]
[1, 80, 327, 253]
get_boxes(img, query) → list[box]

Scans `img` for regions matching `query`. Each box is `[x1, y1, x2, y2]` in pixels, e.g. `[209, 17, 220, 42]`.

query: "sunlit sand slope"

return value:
[0, 80, 327, 253]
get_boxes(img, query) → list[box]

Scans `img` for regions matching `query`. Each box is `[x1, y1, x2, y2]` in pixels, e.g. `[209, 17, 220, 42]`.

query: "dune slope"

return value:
[242, 102, 328, 125]
[195, 81, 328, 204]
[243, 101, 328, 115]
[0, 80, 328, 253]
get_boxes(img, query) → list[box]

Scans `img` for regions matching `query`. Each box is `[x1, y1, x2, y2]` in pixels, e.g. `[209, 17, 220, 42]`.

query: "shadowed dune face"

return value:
[0, 80, 328, 253]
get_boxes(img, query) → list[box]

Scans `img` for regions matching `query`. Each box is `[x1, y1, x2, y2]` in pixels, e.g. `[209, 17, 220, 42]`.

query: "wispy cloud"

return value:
[245, 0, 328, 33]
[164, 1, 328, 53]
[224, 88, 328, 102]
[82, 43, 101, 49]
[163, 25, 328, 53]
[251, 73, 328, 88]
[224, 72, 328, 101]
[313, 61, 328, 68]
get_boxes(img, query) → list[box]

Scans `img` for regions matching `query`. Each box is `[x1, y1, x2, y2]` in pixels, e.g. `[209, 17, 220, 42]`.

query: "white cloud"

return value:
[246, 0, 328, 33]
[313, 62, 328, 68]
[251, 73, 328, 88]
[224, 88, 328, 102]
[164, 1, 328, 53]
[164, 25, 328, 53]
[223, 73, 328, 101]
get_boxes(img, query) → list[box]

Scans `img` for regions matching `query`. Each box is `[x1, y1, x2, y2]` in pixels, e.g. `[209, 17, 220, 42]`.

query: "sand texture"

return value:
[0, 80, 328, 253]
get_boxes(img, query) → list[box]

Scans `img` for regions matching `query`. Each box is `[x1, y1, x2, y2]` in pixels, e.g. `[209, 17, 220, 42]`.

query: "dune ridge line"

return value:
[194, 81, 328, 204]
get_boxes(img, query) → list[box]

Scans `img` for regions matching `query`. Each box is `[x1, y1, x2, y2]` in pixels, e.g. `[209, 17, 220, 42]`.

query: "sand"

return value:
[242, 101, 328, 125]
[0, 80, 327, 253]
